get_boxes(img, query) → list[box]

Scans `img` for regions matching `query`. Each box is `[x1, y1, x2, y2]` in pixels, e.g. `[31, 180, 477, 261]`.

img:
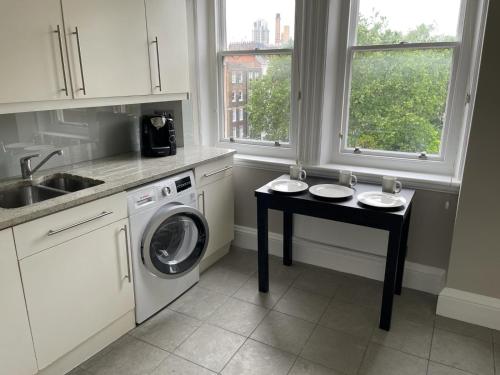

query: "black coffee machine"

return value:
[140, 113, 176, 157]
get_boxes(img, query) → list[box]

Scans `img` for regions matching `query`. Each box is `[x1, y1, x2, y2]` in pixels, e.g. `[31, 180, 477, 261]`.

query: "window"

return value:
[232, 108, 237, 122]
[338, 0, 468, 169]
[218, 0, 295, 145]
[231, 91, 236, 102]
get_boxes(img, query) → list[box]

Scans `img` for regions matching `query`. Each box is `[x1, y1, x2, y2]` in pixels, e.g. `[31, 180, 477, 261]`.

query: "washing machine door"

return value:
[141, 203, 209, 279]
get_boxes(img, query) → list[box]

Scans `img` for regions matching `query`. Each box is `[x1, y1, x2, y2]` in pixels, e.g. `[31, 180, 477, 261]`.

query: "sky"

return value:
[226, 0, 295, 45]
[225, 0, 461, 46]
[359, 0, 461, 37]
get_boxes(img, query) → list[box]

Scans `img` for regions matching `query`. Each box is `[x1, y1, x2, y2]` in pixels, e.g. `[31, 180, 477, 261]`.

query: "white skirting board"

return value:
[233, 225, 446, 295]
[437, 288, 500, 331]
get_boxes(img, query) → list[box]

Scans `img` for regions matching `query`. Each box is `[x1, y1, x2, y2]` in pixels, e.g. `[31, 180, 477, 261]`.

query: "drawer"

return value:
[195, 156, 234, 188]
[14, 192, 127, 259]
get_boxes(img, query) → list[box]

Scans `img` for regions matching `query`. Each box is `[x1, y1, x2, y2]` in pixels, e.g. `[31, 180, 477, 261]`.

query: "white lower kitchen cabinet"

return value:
[196, 157, 235, 266]
[0, 228, 38, 375]
[19, 218, 134, 370]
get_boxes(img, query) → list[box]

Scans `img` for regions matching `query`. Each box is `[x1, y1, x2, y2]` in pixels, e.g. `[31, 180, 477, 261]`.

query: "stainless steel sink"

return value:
[0, 173, 104, 209]
[0, 184, 67, 209]
[39, 173, 104, 192]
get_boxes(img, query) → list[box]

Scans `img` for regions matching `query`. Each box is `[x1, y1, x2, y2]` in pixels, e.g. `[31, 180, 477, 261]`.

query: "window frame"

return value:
[214, 0, 299, 158]
[330, 0, 478, 175]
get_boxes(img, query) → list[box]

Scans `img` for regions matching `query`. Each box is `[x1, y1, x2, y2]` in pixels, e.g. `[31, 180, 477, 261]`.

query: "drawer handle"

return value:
[120, 224, 132, 283]
[47, 211, 113, 236]
[203, 165, 232, 178]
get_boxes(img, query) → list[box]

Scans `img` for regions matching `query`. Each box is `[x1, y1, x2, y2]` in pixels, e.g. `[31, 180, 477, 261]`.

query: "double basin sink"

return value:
[0, 174, 104, 209]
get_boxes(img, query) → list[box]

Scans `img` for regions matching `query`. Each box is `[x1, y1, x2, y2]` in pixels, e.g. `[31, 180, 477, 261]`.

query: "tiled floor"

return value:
[71, 247, 500, 375]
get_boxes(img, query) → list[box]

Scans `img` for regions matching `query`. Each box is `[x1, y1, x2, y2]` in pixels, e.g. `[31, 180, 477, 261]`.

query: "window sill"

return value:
[234, 154, 461, 193]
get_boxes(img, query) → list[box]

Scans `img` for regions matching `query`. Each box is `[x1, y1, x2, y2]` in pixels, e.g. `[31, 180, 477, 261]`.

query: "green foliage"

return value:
[245, 14, 453, 153]
[348, 15, 453, 153]
[246, 56, 291, 142]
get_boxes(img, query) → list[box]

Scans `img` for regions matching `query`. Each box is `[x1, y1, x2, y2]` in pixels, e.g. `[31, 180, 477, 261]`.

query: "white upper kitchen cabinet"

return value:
[145, 0, 190, 94]
[62, 0, 152, 99]
[0, 0, 71, 104]
[0, 228, 38, 375]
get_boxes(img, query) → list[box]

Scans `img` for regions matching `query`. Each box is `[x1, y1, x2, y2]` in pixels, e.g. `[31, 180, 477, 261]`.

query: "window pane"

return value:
[225, 0, 295, 50]
[356, 0, 461, 45]
[346, 48, 453, 154]
[223, 54, 291, 142]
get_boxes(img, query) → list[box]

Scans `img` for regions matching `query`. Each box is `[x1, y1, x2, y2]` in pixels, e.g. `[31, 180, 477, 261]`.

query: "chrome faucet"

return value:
[20, 149, 64, 180]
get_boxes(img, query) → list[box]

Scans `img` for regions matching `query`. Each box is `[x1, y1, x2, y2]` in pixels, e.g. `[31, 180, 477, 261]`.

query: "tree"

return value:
[244, 15, 453, 154]
[348, 15, 453, 153]
[246, 56, 291, 142]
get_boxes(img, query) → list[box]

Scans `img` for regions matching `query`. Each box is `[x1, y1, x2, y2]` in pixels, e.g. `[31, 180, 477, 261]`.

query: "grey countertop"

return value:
[0, 146, 235, 230]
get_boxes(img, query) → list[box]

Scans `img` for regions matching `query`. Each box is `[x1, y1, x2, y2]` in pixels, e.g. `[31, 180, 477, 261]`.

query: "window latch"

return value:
[353, 147, 362, 154]
[339, 133, 344, 139]
[465, 92, 471, 104]
[418, 152, 428, 160]
[274, 141, 281, 147]
[229, 137, 235, 143]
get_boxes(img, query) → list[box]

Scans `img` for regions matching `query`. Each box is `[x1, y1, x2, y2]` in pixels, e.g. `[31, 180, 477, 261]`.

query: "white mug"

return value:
[382, 176, 402, 194]
[290, 163, 307, 181]
[339, 170, 357, 187]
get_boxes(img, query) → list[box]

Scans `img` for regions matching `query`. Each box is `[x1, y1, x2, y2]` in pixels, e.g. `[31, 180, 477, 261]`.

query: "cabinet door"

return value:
[0, 0, 71, 104]
[201, 175, 234, 259]
[20, 219, 134, 369]
[0, 229, 38, 375]
[62, 0, 151, 99]
[145, 0, 190, 94]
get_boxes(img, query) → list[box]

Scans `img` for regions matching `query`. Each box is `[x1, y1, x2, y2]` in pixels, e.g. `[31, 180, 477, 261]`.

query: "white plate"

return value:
[309, 184, 353, 199]
[357, 191, 407, 209]
[268, 179, 308, 194]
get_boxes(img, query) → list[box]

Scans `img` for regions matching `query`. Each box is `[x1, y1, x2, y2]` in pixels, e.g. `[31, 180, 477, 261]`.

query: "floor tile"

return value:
[289, 358, 343, 375]
[494, 342, 500, 374]
[393, 289, 437, 326]
[435, 316, 493, 343]
[427, 361, 476, 375]
[216, 247, 258, 276]
[359, 343, 428, 375]
[221, 339, 295, 375]
[207, 297, 268, 336]
[67, 367, 91, 375]
[268, 256, 307, 281]
[430, 329, 494, 375]
[300, 326, 367, 375]
[251, 310, 315, 354]
[233, 274, 291, 308]
[199, 265, 252, 296]
[130, 308, 201, 351]
[292, 269, 343, 297]
[174, 324, 245, 372]
[84, 335, 168, 375]
[149, 354, 216, 375]
[169, 286, 228, 320]
[274, 288, 330, 323]
[80, 334, 126, 370]
[335, 276, 383, 309]
[319, 300, 378, 342]
[371, 318, 433, 358]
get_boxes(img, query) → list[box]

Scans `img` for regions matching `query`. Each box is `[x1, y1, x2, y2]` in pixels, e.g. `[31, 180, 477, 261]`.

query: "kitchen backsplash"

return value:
[0, 101, 184, 180]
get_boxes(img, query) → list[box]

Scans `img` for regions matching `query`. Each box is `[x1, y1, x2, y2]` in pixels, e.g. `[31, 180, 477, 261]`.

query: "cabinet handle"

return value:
[120, 224, 132, 283]
[203, 165, 232, 178]
[54, 25, 69, 96]
[47, 211, 113, 236]
[152, 36, 162, 91]
[72, 27, 87, 95]
[198, 191, 205, 215]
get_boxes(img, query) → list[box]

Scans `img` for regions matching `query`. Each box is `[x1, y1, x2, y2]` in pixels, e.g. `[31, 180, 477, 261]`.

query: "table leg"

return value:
[379, 225, 402, 331]
[283, 211, 293, 266]
[257, 199, 269, 293]
[395, 205, 412, 295]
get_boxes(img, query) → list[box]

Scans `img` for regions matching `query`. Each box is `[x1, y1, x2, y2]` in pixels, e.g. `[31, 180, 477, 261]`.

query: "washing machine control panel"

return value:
[131, 188, 156, 209]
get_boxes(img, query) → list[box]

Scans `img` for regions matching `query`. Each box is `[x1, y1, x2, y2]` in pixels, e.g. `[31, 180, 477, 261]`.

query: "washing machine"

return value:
[127, 171, 209, 323]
